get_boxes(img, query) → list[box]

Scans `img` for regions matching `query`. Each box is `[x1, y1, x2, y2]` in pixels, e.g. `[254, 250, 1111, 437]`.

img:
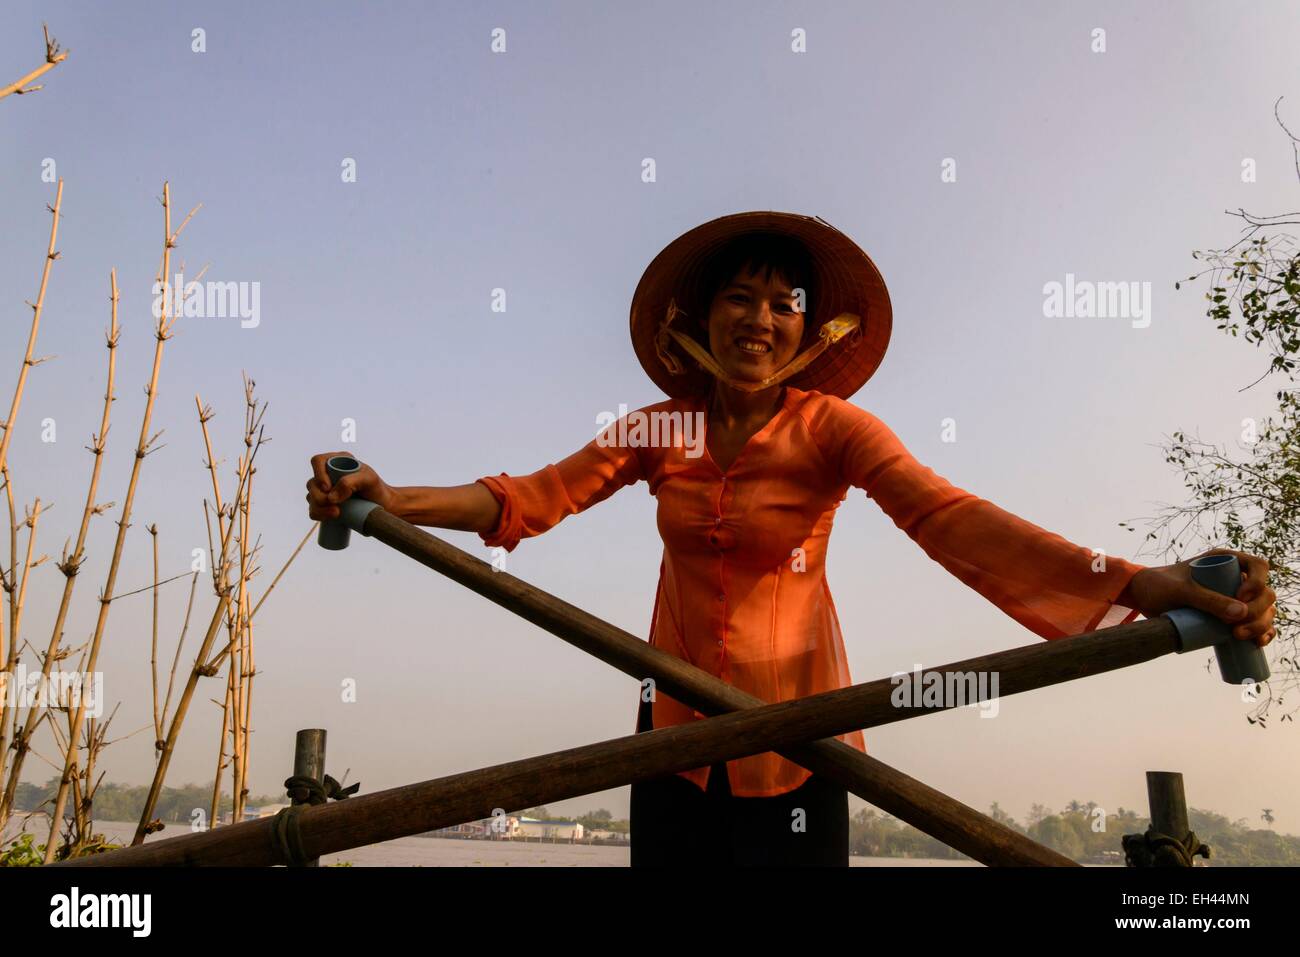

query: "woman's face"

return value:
[704, 265, 805, 386]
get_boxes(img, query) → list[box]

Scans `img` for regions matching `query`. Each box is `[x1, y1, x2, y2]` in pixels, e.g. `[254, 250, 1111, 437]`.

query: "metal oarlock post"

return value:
[1122, 770, 1211, 867]
[1163, 554, 1270, 684]
[316, 455, 380, 550]
[290, 730, 327, 867]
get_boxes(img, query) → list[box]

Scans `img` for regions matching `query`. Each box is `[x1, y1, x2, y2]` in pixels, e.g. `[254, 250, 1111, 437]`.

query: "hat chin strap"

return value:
[655, 298, 861, 393]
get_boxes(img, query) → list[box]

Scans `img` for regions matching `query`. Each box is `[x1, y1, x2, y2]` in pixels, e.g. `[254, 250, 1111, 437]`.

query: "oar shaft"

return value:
[358, 508, 1178, 866]
[60, 608, 1175, 867]
[68, 507, 1179, 866]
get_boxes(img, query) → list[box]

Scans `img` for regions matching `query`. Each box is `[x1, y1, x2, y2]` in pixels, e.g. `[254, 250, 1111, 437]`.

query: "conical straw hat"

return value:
[630, 211, 892, 400]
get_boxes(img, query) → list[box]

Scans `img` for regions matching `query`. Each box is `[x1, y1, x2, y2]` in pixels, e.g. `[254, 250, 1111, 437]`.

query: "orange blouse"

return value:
[476, 386, 1146, 798]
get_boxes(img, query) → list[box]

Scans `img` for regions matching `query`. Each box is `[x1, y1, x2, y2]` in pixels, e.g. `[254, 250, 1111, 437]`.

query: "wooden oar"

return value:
[358, 509, 1184, 866]
[57, 609, 1177, 867]
[63, 502, 1181, 866]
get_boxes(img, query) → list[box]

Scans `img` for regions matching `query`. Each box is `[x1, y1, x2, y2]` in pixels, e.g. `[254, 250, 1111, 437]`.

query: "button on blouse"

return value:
[475, 386, 1146, 798]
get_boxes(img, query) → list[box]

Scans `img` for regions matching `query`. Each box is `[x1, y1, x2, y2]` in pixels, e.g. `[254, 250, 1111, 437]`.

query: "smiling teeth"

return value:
[738, 340, 770, 353]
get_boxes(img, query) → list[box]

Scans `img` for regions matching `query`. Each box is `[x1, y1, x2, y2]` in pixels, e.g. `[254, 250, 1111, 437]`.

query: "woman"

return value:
[307, 211, 1278, 867]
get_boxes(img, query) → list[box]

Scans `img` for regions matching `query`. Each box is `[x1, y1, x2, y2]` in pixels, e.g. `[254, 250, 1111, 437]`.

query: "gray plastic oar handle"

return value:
[1163, 554, 1270, 685]
[316, 455, 381, 551]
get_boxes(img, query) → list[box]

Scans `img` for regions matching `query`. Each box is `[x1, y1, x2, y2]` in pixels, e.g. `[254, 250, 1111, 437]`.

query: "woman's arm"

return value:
[308, 457, 502, 532]
[310, 417, 644, 557]
[473, 421, 645, 552]
[308, 422, 642, 549]
[388, 482, 503, 533]
[814, 400, 1146, 639]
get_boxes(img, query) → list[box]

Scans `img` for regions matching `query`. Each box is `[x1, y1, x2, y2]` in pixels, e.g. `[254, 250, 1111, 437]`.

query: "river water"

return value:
[3, 817, 980, 866]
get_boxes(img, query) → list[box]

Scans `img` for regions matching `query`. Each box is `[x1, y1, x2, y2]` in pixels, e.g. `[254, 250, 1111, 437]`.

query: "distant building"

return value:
[430, 815, 519, 839]
[425, 815, 602, 842]
[219, 803, 290, 826]
[515, 818, 584, 841]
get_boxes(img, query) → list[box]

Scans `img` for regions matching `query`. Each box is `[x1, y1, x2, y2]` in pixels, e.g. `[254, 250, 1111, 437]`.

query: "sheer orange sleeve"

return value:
[474, 420, 645, 553]
[827, 402, 1146, 639]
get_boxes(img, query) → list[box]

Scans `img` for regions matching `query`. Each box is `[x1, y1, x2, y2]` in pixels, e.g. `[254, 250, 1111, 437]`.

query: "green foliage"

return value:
[14, 775, 285, 824]
[576, 808, 628, 834]
[1121, 158, 1300, 724]
[0, 833, 45, 866]
[0, 830, 126, 866]
[849, 808, 969, 860]
[848, 800, 1300, 864]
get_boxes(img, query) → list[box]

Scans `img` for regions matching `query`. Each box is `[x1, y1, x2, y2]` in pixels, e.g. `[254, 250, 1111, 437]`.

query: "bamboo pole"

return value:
[237, 383, 263, 819]
[149, 524, 161, 741]
[209, 678, 234, 829]
[190, 397, 307, 830]
[231, 439, 252, 820]
[0, 465, 18, 787]
[0, 465, 16, 786]
[248, 524, 313, 622]
[130, 591, 233, 844]
[217, 379, 266, 823]
[0, 25, 68, 101]
[161, 572, 200, 728]
[0, 496, 47, 794]
[131, 402, 267, 842]
[1, 269, 118, 830]
[194, 395, 235, 822]
[0, 182, 61, 477]
[57, 609, 1178, 868]
[205, 524, 312, 831]
[236, 378, 259, 819]
[0, 184, 63, 763]
[70, 703, 119, 853]
[42, 183, 199, 862]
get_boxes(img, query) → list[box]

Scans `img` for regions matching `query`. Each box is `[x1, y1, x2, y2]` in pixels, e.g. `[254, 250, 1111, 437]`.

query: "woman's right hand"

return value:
[306, 453, 399, 521]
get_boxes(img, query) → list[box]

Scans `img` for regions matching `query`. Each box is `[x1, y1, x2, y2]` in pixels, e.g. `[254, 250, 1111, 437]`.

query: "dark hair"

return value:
[683, 232, 819, 348]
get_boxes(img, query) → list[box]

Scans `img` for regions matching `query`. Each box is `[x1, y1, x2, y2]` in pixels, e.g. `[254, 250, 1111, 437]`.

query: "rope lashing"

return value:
[1122, 828, 1211, 867]
[271, 773, 361, 867]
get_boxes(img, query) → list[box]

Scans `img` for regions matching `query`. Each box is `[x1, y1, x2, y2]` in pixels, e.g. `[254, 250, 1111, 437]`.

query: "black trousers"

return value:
[629, 696, 849, 866]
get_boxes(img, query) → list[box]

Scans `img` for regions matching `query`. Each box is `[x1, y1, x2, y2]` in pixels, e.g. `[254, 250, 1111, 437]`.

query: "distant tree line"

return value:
[12, 776, 284, 827]
[850, 800, 1300, 866]
[14, 785, 1298, 864]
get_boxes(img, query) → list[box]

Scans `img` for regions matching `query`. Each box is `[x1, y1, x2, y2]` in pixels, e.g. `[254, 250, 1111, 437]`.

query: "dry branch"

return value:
[42, 184, 198, 862]
[0, 25, 69, 101]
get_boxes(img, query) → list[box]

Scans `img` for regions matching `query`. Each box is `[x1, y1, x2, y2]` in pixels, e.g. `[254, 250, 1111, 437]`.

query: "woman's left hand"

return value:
[1120, 548, 1277, 647]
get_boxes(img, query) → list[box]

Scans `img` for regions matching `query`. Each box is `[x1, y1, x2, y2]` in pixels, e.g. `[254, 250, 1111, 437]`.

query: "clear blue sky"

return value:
[2, 0, 1297, 833]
